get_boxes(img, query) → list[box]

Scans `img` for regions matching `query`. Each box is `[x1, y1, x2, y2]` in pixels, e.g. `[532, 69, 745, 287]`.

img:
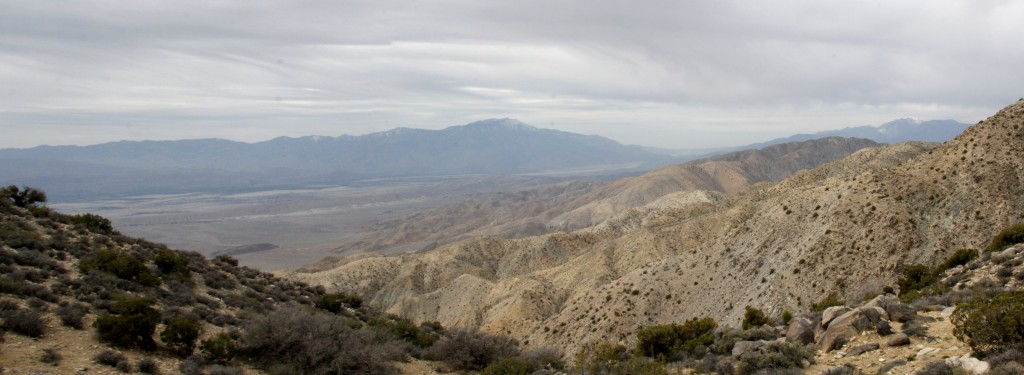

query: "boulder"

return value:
[821, 306, 852, 328]
[847, 343, 880, 356]
[785, 317, 815, 345]
[875, 320, 893, 336]
[945, 355, 990, 374]
[887, 333, 910, 347]
[818, 307, 888, 351]
[864, 294, 918, 322]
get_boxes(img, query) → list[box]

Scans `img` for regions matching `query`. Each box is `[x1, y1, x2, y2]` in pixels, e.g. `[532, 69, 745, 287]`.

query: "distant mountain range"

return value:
[0, 117, 970, 201]
[654, 118, 971, 158]
[0, 119, 669, 201]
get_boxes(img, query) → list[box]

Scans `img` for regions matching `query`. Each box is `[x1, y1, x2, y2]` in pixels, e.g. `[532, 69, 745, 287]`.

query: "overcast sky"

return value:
[1, 1, 1022, 149]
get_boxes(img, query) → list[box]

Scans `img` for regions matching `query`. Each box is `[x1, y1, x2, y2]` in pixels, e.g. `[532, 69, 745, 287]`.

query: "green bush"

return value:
[781, 310, 793, 326]
[56, 302, 89, 329]
[952, 290, 1024, 355]
[154, 249, 191, 282]
[742, 306, 772, 330]
[201, 332, 238, 364]
[68, 213, 115, 234]
[161, 317, 202, 356]
[424, 328, 520, 371]
[988, 224, 1024, 253]
[574, 343, 667, 375]
[81, 249, 160, 286]
[93, 296, 161, 350]
[734, 341, 814, 374]
[372, 316, 436, 348]
[940, 249, 979, 270]
[481, 357, 536, 375]
[0, 305, 46, 337]
[316, 292, 363, 313]
[635, 317, 717, 359]
[0, 185, 47, 208]
[812, 294, 844, 312]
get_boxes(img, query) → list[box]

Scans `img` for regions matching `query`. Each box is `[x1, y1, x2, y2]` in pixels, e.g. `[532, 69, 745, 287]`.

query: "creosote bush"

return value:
[56, 301, 89, 329]
[240, 306, 403, 374]
[424, 328, 520, 371]
[81, 249, 160, 286]
[160, 317, 202, 356]
[0, 304, 46, 337]
[94, 296, 161, 350]
[952, 290, 1024, 355]
[742, 306, 772, 330]
[635, 317, 717, 360]
[988, 223, 1024, 253]
[317, 292, 363, 312]
[574, 343, 668, 375]
[201, 332, 238, 364]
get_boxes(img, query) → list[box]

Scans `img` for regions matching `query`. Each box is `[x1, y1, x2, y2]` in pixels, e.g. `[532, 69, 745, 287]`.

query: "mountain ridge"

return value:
[293, 99, 1024, 356]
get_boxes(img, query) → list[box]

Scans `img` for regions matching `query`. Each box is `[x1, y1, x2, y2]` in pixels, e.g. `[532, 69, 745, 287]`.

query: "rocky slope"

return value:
[293, 99, 1024, 356]
[312, 137, 878, 260]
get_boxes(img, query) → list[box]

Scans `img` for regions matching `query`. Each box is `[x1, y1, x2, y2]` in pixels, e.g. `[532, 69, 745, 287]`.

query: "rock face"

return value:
[294, 100, 1024, 355]
[786, 317, 815, 345]
[887, 333, 910, 347]
[945, 355, 990, 374]
[865, 294, 917, 322]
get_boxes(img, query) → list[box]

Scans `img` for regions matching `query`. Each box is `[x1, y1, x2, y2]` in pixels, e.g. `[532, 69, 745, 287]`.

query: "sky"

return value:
[1, 1, 1023, 149]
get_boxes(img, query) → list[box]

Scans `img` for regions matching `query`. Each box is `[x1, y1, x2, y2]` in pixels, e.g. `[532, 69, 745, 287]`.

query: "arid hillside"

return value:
[313, 137, 878, 261]
[294, 99, 1024, 355]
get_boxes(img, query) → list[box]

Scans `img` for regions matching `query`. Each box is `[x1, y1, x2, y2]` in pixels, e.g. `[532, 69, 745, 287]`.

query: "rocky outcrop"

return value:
[785, 317, 815, 345]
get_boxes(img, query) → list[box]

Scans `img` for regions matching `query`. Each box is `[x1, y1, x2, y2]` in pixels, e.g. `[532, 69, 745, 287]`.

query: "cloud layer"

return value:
[1, 0, 1022, 148]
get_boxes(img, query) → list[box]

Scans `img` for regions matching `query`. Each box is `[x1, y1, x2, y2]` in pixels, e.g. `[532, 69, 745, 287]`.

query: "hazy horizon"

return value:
[0, 116, 973, 151]
[3, 1, 1021, 149]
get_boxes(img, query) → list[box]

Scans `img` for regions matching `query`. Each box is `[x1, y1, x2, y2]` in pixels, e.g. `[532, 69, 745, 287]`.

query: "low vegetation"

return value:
[0, 187, 537, 374]
[952, 290, 1024, 356]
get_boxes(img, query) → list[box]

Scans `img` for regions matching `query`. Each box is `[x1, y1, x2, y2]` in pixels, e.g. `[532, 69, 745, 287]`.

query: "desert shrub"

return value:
[137, 357, 160, 374]
[481, 357, 536, 375]
[68, 213, 114, 234]
[521, 347, 565, 370]
[317, 292, 363, 312]
[574, 343, 667, 375]
[992, 362, 1024, 375]
[153, 248, 191, 282]
[940, 249, 979, 271]
[903, 319, 930, 337]
[95, 349, 133, 372]
[201, 332, 238, 364]
[214, 255, 239, 267]
[424, 328, 520, 371]
[160, 317, 202, 356]
[635, 317, 717, 359]
[781, 310, 793, 325]
[988, 223, 1024, 253]
[179, 355, 204, 375]
[371, 316, 436, 348]
[81, 249, 159, 286]
[952, 290, 1024, 355]
[93, 296, 161, 350]
[812, 293, 843, 312]
[56, 301, 89, 329]
[0, 185, 47, 207]
[988, 348, 1024, 368]
[914, 361, 962, 375]
[239, 306, 402, 374]
[742, 306, 772, 330]
[0, 275, 56, 301]
[0, 221, 47, 250]
[707, 326, 782, 357]
[899, 264, 937, 295]
[734, 341, 814, 374]
[0, 306, 46, 337]
[40, 347, 61, 365]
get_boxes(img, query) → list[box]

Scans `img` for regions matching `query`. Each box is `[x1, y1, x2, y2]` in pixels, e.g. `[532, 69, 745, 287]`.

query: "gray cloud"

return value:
[1, 0, 1022, 148]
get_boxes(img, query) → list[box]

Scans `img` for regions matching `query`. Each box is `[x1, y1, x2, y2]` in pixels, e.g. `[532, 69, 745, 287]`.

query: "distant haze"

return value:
[1, 1, 1022, 149]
